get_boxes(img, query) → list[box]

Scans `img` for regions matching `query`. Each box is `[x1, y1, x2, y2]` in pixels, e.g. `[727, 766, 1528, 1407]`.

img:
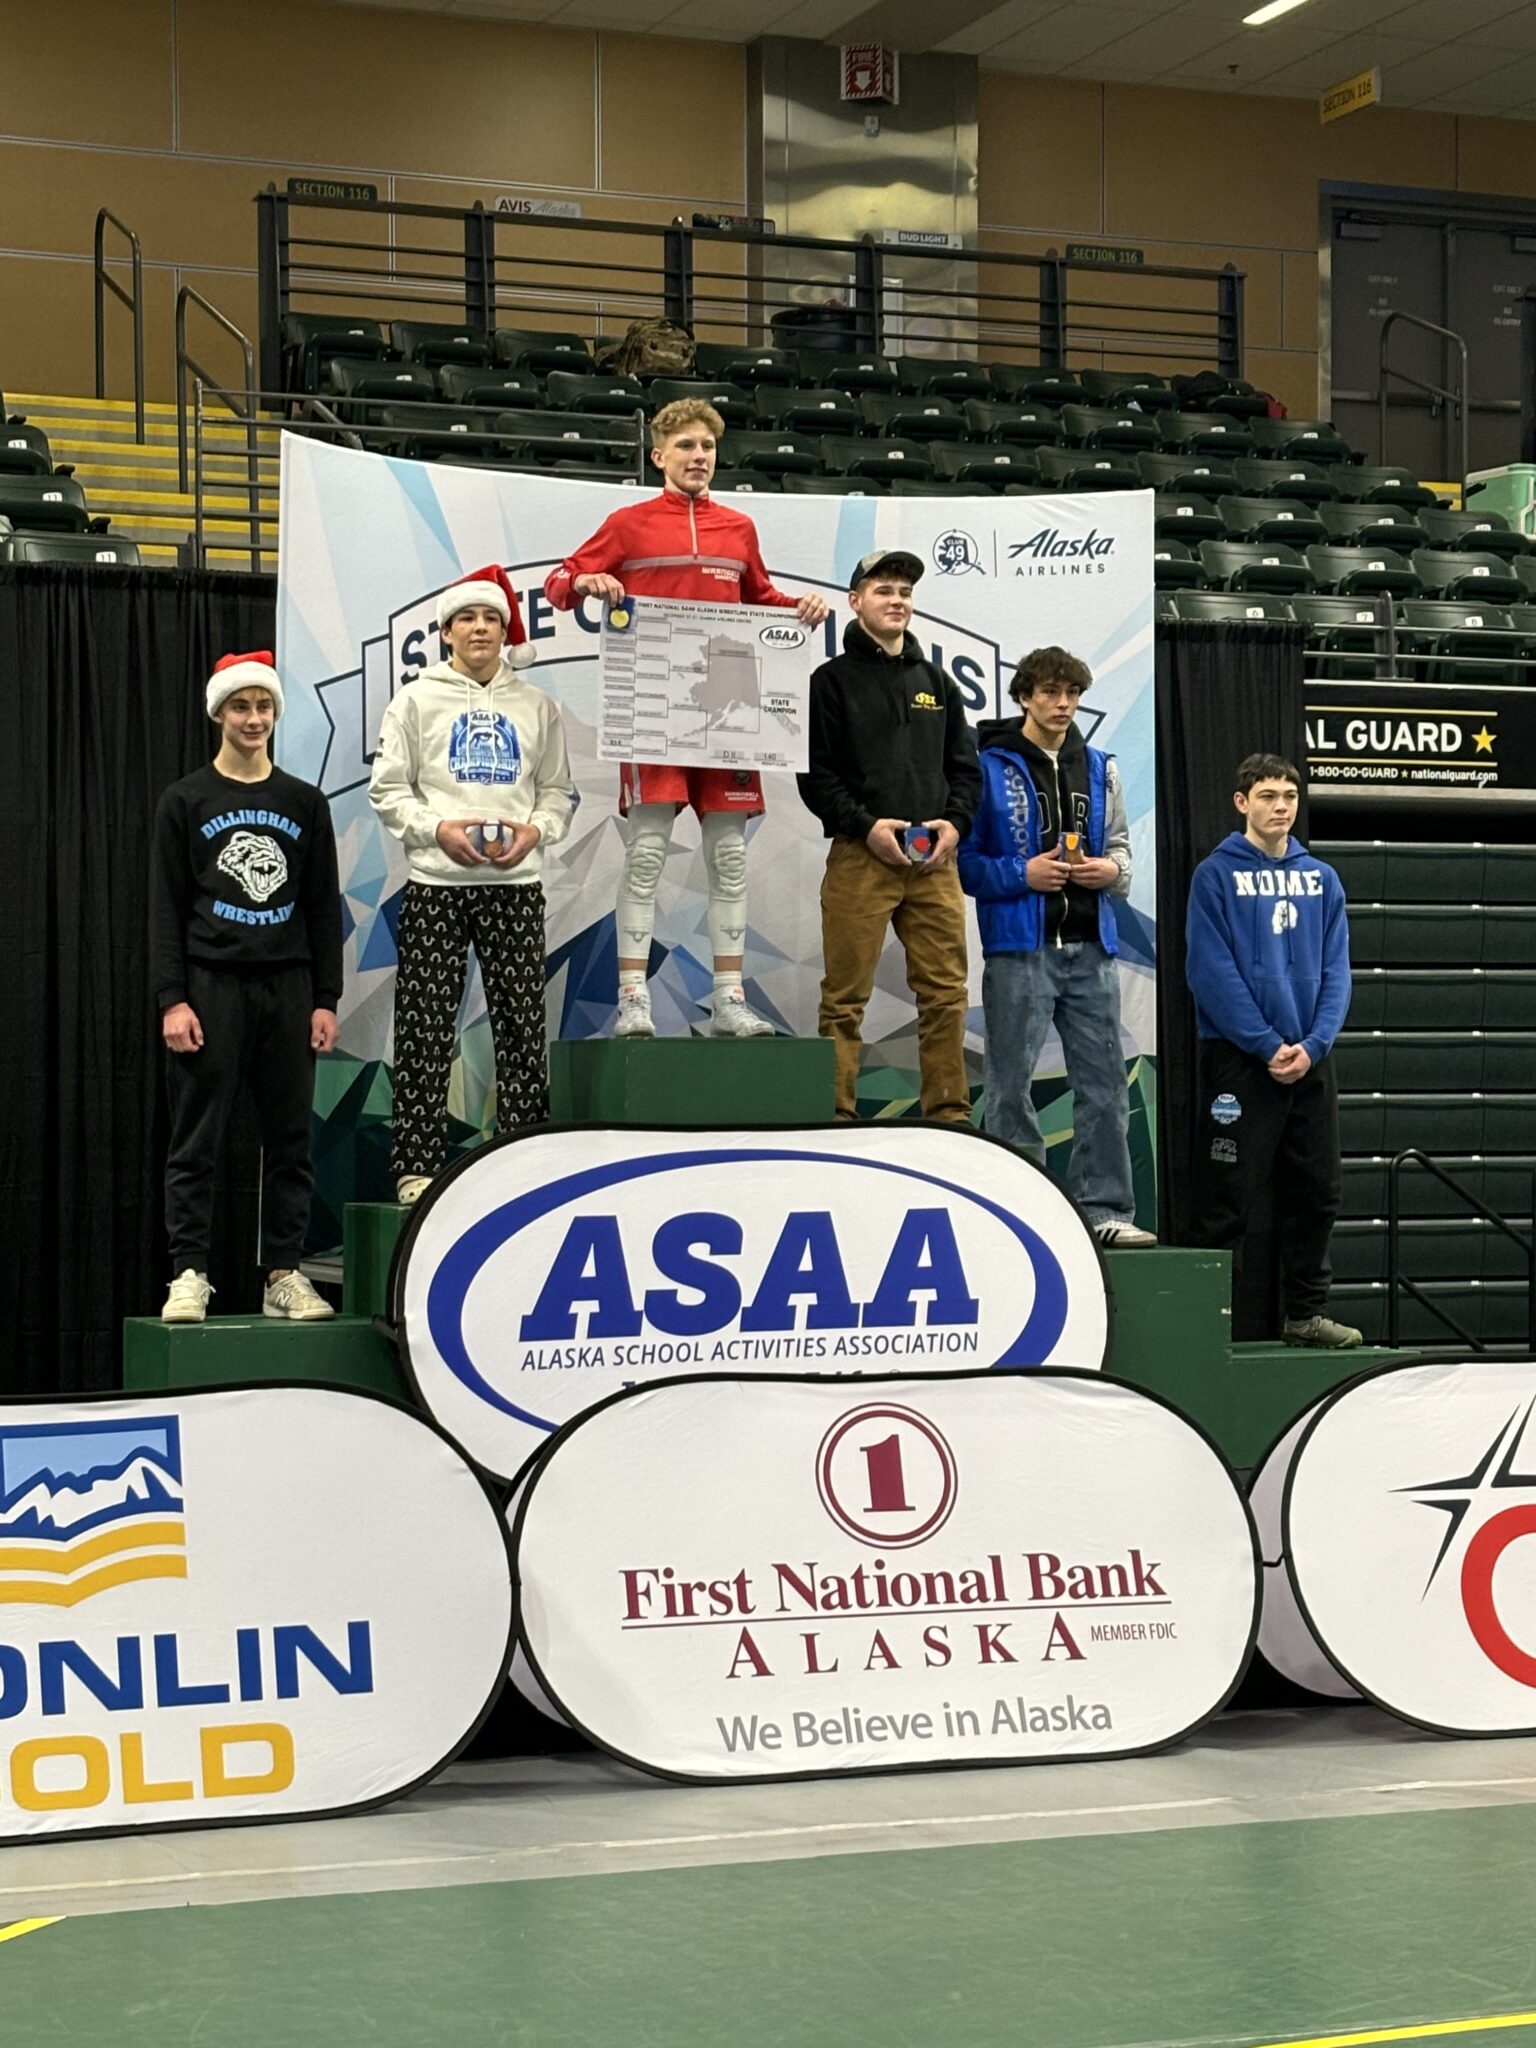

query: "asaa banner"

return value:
[275, 440, 1156, 1228]
[1248, 1406, 1356, 1699]
[395, 1120, 1112, 1483]
[512, 1372, 1259, 1780]
[1285, 1356, 1536, 1733]
[0, 1387, 513, 1840]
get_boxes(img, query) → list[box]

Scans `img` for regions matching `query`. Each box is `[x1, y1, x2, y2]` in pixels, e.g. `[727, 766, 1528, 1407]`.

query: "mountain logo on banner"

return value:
[0, 1416, 187, 1607]
[816, 1401, 959, 1549]
[1404, 1397, 1536, 1689]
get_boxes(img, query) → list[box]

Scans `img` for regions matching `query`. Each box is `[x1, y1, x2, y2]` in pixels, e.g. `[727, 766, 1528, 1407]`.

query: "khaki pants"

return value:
[818, 837, 971, 1121]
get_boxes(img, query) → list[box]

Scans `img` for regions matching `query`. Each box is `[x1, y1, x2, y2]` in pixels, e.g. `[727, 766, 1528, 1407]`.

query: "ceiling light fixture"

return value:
[1243, 0, 1314, 23]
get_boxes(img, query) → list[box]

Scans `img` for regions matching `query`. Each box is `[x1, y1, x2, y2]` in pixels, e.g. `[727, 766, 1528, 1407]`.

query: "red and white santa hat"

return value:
[207, 650, 284, 721]
[436, 563, 535, 668]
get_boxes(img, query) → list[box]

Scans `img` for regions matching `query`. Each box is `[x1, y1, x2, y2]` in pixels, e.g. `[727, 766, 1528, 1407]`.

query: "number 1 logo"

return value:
[815, 1403, 958, 1549]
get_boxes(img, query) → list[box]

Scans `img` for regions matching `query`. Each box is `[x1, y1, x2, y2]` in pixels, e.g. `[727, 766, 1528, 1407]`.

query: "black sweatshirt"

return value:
[797, 620, 981, 841]
[151, 763, 344, 1012]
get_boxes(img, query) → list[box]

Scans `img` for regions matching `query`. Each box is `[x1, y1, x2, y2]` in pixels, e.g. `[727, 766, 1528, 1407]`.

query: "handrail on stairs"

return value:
[93, 209, 146, 444]
[177, 287, 261, 569]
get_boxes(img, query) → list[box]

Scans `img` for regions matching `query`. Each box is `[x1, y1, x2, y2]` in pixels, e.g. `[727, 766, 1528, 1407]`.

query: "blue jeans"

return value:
[982, 944, 1135, 1225]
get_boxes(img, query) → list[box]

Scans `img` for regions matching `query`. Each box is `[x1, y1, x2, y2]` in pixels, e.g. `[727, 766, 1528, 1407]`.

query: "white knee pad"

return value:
[616, 804, 674, 959]
[702, 812, 749, 959]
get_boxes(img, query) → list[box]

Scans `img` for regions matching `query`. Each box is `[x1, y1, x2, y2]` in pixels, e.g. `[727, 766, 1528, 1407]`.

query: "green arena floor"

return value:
[7, 1707, 1536, 2048]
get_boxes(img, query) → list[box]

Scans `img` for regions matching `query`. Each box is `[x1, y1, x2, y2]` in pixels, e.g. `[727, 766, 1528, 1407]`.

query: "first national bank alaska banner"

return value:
[276, 437, 1156, 1213]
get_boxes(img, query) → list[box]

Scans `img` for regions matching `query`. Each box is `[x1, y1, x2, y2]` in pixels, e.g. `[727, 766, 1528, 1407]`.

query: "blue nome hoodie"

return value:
[1186, 832, 1351, 1066]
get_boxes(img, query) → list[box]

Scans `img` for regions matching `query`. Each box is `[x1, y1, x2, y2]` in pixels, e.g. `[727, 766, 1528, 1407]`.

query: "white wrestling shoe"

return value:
[161, 1269, 213, 1323]
[615, 986, 656, 1038]
[263, 1271, 336, 1321]
[710, 989, 775, 1039]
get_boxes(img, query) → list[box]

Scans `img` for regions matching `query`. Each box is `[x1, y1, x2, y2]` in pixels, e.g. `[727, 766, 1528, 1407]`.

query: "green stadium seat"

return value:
[649, 377, 754, 429]
[755, 386, 861, 434]
[1324, 842, 1536, 906]
[544, 369, 644, 414]
[1060, 403, 1159, 452]
[326, 360, 436, 418]
[961, 398, 1060, 448]
[0, 531, 139, 565]
[1199, 539, 1314, 593]
[897, 357, 991, 398]
[0, 423, 53, 476]
[1395, 599, 1519, 684]
[1170, 591, 1296, 623]
[988, 366, 1085, 405]
[692, 343, 796, 387]
[1171, 373, 1268, 421]
[1350, 904, 1536, 969]
[1154, 590, 1180, 622]
[1033, 446, 1140, 491]
[1317, 501, 1428, 551]
[1080, 369, 1174, 410]
[494, 408, 642, 468]
[1153, 538, 1202, 590]
[391, 321, 491, 369]
[797, 350, 899, 395]
[859, 393, 966, 439]
[1409, 549, 1524, 603]
[0, 476, 89, 533]
[1304, 545, 1420, 598]
[1291, 594, 1388, 678]
[780, 474, 885, 495]
[495, 329, 594, 376]
[717, 428, 820, 477]
[1246, 417, 1352, 463]
[1158, 412, 1254, 458]
[1155, 492, 1223, 541]
[1335, 1031, 1536, 1094]
[931, 442, 1038, 486]
[1230, 457, 1339, 502]
[1418, 506, 1529, 559]
[818, 434, 933, 480]
[281, 313, 387, 393]
[710, 470, 781, 493]
[1137, 450, 1238, 495]
[888, 478, 969, 496]
[1330, 464, 1439, 510]
[372, 404, 499, 461]
[1345, 969, 1536, 1032]
[1217, 496, 1327, 546]
[437, 367, 543, 408]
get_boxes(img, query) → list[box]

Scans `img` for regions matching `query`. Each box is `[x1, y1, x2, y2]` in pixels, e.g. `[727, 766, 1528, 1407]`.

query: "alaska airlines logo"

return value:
[1008, 528, 1116, 578]
[0, 1418, 187, 1607]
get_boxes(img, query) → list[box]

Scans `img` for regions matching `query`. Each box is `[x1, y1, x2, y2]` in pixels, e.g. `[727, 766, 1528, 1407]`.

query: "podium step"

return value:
[549, 1036, 835, 1124]
[122, 1312, 406, 1399]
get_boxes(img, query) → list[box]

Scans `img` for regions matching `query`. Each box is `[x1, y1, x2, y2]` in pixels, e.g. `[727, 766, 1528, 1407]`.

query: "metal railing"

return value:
[184, 386, 647, 571]
[93, 208, 145, 443]
[1386, 1149, 1535, 1350]
[255, 187, 1245, 395]
[1379, 310, 1469, 489]
[176, 287, 261, 566]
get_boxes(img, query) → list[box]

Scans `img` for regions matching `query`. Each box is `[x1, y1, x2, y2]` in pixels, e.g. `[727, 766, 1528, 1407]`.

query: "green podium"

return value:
[122, 1312, 406, 1399]
[548, 1036, 835, 1124]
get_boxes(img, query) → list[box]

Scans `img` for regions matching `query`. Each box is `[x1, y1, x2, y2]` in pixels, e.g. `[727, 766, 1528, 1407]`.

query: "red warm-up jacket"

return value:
[543, 488, 798, 610]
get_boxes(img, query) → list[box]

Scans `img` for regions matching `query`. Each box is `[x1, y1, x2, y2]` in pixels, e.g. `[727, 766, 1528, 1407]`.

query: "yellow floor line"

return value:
[1259, 2015, 1536, 2047]
[0, 1917, 63, 1946]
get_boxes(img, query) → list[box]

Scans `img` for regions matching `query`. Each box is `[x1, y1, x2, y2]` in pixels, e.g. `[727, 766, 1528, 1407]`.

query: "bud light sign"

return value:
[394, 1124, 1112, 1483]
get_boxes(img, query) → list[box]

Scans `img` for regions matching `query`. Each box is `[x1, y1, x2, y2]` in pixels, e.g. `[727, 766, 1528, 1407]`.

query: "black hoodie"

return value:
[797, 620, 981, 842]
[975, 714, 1098, 944]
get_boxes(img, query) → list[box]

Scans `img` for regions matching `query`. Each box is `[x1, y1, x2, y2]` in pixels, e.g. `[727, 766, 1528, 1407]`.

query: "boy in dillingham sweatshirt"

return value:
[369, 565, 576, 1205]
[1185, 753, 1359, 1349]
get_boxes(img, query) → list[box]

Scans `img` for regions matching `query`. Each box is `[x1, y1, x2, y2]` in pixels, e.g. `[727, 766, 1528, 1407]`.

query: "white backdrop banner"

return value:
[395, 1120, 1113, 1483]
[512, 1372, 1259, 1780]
[276, 439, 1155, 1120]
[1285, 1356, 1536, 1733]
[1249, 1405, 1357, 1700]
[0, 1388, 513, 1841]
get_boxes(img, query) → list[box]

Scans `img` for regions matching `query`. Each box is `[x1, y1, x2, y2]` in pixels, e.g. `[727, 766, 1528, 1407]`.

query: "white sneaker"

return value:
[710, 989, 775, 1039]
[162, 1269, 213, 1323]
[263, 1271, 336, 1321]
[615, 986, 656, 1038]
[1093, 1219, 1158, 1249]
[396, 1175, 433, 1206]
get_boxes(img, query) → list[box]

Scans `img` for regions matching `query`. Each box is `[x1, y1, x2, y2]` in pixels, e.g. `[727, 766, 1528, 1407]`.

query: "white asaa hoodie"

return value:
[368, 657, 577, 886]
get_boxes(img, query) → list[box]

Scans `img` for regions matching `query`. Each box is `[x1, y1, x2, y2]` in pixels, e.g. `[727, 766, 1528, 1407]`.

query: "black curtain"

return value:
[1155, 621, 1309, 1245]
[0, 562, 277, 1393]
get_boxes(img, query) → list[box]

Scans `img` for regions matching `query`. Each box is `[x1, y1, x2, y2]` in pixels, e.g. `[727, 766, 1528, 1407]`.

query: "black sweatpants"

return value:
[165, 963, 317, 1276]
[390, 880, 549, 1180]
[1194, 1039, 1342, 1341]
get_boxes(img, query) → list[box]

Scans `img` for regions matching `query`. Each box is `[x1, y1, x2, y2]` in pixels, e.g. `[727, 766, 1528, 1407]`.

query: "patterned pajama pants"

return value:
[390, 880, 549, 1179]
